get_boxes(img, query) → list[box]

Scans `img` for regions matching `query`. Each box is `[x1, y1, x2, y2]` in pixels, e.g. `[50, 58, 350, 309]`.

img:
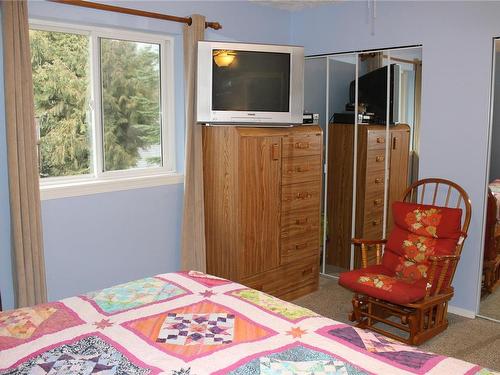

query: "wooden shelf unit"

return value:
[203, 125, 323, 300]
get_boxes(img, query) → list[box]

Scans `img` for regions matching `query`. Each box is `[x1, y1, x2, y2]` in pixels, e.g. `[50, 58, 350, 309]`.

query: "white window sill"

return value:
[40, 173, 184, 201]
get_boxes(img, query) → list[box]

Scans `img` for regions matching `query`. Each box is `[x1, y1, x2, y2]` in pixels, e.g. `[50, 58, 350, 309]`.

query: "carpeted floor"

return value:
[293, 276, 500, 371]
[479, 289, 500, 321]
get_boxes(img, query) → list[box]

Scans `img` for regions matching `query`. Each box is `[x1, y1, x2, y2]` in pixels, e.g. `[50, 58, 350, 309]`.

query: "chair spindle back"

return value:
[402, 178, 471, 295]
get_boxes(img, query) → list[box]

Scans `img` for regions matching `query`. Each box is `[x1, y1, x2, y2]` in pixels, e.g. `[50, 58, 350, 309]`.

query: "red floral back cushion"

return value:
[383, 202, 463, 283]
[391, 202, 463, 239]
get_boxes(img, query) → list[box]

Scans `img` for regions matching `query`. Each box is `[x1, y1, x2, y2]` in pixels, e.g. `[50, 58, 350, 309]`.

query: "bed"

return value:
[0, 271, 496, 374]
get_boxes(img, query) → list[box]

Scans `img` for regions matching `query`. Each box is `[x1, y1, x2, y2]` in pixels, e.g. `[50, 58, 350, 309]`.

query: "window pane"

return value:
[30, 29, 91, 178]
[100, 38, 162, 172]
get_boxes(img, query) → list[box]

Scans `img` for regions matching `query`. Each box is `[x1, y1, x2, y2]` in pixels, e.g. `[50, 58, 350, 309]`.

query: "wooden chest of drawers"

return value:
[203, 125, 323, 300]
[326, 124, 410, 269]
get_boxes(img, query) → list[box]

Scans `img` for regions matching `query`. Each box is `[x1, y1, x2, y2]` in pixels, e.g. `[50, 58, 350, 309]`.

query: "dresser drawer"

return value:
[281, 234, 320, 263]
[363, 194, 384, 219]
[282, 181, 321, 212]
[366, 149, 387, 171]
[367, 130, 387, 151]
[282, 132, 322, 158]
[282, 155, 322, 185]
[281, 208, 320, 239]
[364, 211, 384, 229]
[365, 193, 384, 210]
[362, 210, 384, 239]
[240, 256, 319, 299]
[365, 170, 386, 194]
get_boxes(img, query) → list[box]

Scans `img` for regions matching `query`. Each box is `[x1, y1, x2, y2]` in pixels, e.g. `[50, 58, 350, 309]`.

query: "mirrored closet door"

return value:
[480, 38, 500, 321]
[304, 46, 423, 277]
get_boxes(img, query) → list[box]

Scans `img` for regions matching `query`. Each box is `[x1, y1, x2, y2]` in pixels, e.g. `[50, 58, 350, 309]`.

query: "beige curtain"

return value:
[2, 0, 47, 307]
[181, 15, 206, 272]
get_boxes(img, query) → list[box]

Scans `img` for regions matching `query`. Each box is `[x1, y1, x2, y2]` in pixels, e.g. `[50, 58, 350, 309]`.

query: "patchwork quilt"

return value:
[0, 271, 496, 374]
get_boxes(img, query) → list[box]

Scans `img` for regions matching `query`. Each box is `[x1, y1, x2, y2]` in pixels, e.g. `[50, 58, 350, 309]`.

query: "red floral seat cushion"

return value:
[338, 265, 428, 304]
[339, 202, 463, 304]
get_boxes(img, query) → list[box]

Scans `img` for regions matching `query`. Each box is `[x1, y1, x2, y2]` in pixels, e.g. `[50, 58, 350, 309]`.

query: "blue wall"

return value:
[292, 1, 500, 315]
[42, 184, 184, 300]
[0, 1, 291, 308]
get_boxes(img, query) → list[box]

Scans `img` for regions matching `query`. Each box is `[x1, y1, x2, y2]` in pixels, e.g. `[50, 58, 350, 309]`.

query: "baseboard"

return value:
[448, 305, 476, 319]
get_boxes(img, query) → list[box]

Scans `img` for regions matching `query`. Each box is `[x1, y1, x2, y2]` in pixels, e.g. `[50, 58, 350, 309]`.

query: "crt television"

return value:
[349, 64, 401, 124]
[197, 41, 304, 125]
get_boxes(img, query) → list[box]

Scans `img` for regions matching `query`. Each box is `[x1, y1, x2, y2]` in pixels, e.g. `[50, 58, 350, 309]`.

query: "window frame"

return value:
[30, 20, 179, 200]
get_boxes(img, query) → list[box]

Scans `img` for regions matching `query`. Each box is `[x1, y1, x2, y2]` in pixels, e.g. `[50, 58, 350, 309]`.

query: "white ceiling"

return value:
[251, 0, 337, 12]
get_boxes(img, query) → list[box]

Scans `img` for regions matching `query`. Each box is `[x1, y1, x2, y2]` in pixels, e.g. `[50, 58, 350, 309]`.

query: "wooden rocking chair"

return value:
[339, 178, 471, 345]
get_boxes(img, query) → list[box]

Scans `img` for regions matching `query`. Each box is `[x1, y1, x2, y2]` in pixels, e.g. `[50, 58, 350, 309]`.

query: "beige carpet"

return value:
[479, 289, 500, 321]
[293, 276, 500, 371]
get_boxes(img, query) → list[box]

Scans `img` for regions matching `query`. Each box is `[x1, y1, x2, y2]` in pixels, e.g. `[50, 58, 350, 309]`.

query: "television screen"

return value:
[212, 50, 290, 112]
[349, 64, 399, 124]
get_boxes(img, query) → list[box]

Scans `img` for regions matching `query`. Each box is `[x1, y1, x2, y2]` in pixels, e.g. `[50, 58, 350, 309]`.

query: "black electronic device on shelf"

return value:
[348, 64, 401, 125]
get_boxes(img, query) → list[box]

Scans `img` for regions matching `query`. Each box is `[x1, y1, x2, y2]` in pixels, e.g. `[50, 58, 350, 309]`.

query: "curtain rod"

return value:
[48, 0, 222, 30]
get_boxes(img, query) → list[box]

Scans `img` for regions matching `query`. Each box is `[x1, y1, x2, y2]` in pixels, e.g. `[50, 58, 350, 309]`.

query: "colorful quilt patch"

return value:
[260, 358, 357, 374]
[0, 302, 83, 350]
[223, 344, 368, 375]
[157, 312, 235, 345]
[230, 289, 318, 322]
[321, 325, 441, 373]
[83, 277, 188, 315]
[0, 305, 56, 340]
[123, 300, 275, 361]
[1, 335, 154, 375]
[180, 271, 232, 287]
[474, 369, 498, 375]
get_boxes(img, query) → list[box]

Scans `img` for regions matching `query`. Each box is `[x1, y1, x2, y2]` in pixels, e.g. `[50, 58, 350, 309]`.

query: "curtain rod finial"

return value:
[206, 21, 222, 30]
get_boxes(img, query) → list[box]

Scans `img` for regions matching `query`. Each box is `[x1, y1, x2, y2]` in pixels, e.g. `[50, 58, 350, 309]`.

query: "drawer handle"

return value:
[296, 192, 312, 199]
[372, 219, 381, 226]
[376, 137, 385, 144]
[296, 242, 308, 249]
[271, 143, 280, 160]
[296, 166, 310, 173]
[302, 268, 313, 276]
[296, 218, 309, 225]
[295, 142, 310, 149]
[374, 178, 383, 184]
[373, 199, 382, 206]
[376, 155, 385, 162]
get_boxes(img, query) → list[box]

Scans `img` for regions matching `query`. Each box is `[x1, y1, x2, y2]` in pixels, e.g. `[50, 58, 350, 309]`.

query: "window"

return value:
[29, 22, 177, 198]
[31, 29, 92, 178]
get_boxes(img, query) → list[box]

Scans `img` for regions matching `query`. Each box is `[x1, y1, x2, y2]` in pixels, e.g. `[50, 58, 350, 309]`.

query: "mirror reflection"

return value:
[480, 39, 500, 321]
[304, 46, 422, 278]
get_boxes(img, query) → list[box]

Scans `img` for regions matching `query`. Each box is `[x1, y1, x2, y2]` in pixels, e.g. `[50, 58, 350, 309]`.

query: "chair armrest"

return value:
[351, 239, 386, 268]
[425, 254, 461, 298]
[429, 255, 460, 262]
[352, 238, 387, 245]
